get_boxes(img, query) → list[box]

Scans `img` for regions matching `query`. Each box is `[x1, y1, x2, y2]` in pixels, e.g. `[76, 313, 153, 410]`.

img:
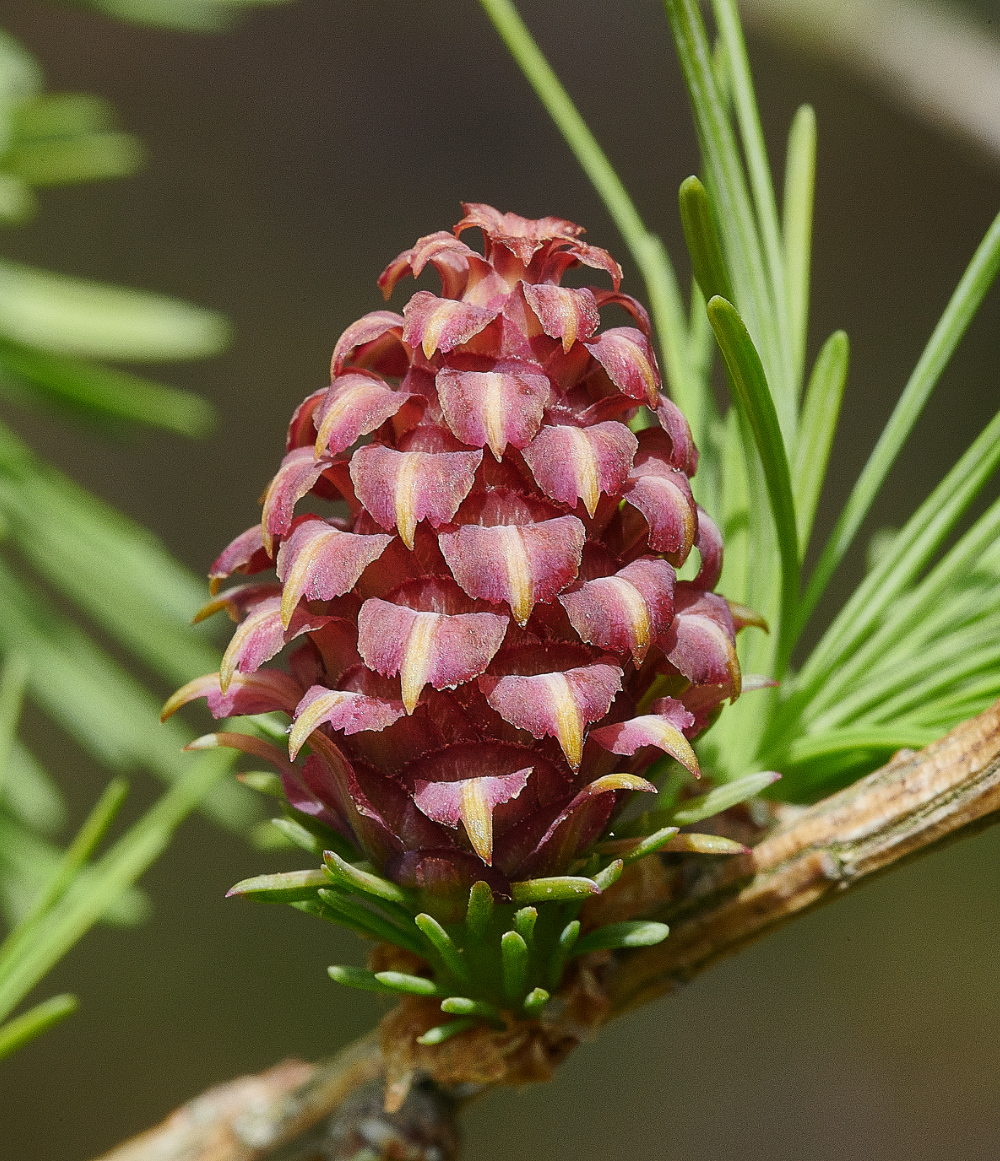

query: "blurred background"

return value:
[1, 0, 1000, 1156]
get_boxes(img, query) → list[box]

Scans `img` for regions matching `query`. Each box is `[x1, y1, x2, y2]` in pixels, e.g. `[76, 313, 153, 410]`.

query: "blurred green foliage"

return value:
[67, 0, 290, 32]
[0, 24, 258, 1062]
[482, 0, 1000, 799]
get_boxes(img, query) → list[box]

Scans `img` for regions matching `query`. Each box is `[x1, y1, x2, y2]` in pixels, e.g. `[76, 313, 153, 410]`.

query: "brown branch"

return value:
[95, 701, 1000, 1161]
[95, 1035, 384, 1161]
[607, 698, 1000, 1012]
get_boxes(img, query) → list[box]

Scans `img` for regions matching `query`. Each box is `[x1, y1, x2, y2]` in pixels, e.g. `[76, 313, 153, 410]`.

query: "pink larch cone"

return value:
[165, 206, 747, 1028]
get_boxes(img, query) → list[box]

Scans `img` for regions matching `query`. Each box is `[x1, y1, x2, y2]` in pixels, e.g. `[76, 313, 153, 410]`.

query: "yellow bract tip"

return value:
[581, 478, 600, 519]
[218, 644, 239, 695]
[289, 692, 345, 759]
[561, 317, 577, 353]
[634, 347, 658, 408]
[160, 673, 220, 722]
[191, 594, 231, 625]
[650, 720, 699, 778]
[421, 306, 450, 359]
[400, 614, 437, 714]
[279, 588, 299, 632]
[459, 779, 494, 865]
[608, 577, 651, 664]
[483, 372, 506, 461]
[547, 674, 583, 769]
[501, 528, 534, 626]
[393, 454, 421, 551]
[567, 427, 599, 518]
[313, 389, 355, 458]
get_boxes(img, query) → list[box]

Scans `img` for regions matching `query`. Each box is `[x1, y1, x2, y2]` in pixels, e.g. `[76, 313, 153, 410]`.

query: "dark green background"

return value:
[2, 1, 1000, 1157]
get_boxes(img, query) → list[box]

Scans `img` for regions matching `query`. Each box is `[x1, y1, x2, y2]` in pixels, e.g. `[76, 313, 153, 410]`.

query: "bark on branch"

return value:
[96, 701, 1000, 1161]
[607, 698, 1000, 1012]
